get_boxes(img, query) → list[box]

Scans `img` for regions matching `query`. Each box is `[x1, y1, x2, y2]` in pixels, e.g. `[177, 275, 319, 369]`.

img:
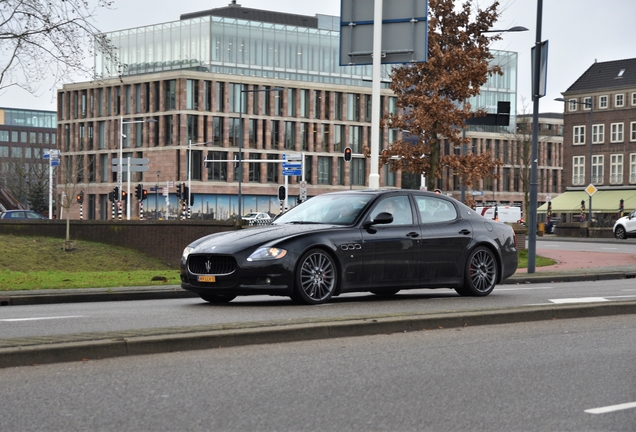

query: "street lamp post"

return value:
[155, 170, 160, 220]
[555, 96, 594, 223]
[237, 86, 283, 218]
[187, 139, 214, 219]
[118, 116, 156, 220]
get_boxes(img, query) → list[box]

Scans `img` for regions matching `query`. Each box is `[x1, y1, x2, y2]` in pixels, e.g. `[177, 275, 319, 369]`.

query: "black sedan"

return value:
[180, 190, 518, 305]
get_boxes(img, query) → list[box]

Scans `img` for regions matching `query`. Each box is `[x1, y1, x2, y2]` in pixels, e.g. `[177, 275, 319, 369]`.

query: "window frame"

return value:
[573, 125, 585, 145]
[610, 122, 624, 143]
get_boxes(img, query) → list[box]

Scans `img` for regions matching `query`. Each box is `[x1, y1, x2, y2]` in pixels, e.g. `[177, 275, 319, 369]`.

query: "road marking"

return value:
[0, 315, 85, 322]
[585, 401, 636, 414]
[497, 286, 555, 291]
[550, 297, 610, 304]
[600, 247, 618, 250]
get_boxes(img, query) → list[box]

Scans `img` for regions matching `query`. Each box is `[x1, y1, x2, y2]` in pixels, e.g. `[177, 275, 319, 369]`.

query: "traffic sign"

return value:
[283, 153, 302, 161]
[282, 162, 302, 169]
[299, 181, 307, 200]
[283, 169, 302, 176]
[585, 184, 598, 197]
[472, 191, 484, 196]
[51, 159, 59, 167]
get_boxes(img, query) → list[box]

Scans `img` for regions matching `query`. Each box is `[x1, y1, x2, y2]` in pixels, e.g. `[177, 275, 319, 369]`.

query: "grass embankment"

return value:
[517, 249, 555, 268]
[0, 234, 180, 291]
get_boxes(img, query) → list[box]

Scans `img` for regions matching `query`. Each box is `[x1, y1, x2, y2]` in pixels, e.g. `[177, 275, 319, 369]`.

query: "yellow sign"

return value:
[585, 184, 598, 196]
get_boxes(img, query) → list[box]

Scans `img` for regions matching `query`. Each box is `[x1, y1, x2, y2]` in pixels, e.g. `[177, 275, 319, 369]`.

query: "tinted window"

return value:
[414, 196, 457, 223]
[368, 196, 413, 225]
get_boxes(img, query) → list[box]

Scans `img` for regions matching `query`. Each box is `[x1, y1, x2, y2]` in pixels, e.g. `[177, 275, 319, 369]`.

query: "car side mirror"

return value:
[364, 211, 393, 228]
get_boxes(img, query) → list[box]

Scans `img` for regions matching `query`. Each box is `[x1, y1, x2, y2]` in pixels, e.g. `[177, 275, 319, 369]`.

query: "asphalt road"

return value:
[3, 278, 636, 339]
[1, 315, 634, 432]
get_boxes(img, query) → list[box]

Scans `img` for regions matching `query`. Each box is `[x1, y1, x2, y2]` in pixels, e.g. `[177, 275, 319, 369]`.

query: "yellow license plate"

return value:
[198, 275, 216, 283]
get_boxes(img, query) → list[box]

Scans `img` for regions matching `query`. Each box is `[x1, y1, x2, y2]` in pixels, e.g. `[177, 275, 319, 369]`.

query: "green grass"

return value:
[0, 234, 180, 291]
[0, 234, 554, 292]
[517, 249, 556, 268]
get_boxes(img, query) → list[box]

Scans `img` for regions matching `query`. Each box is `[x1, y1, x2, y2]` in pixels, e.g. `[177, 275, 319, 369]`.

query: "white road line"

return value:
[497, 286, 555, 291]
[550, 298, 610, 304]
[0, 315, 85, 322]
[600, 247, 618, 250]
[585, 401, 636, 414]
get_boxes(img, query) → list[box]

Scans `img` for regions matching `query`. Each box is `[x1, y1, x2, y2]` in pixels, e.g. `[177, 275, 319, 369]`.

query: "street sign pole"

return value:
[127, 156, 132, 220]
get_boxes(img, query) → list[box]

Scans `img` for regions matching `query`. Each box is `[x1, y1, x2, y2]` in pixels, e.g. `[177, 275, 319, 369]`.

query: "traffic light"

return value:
[278, 185, 286, 201]
[114, 186, 119, 200]
[76, 191, 84, 204]
[135, 183, 143, 200]
[108, 191, 114, 202]
[344, 147, 352, 162]
[184, 186, 190, 202]
[142, 189, 148, 201]
[189, 193, 194, 206]
[122, 190, 127, 201]
[176, 183, 182, 199]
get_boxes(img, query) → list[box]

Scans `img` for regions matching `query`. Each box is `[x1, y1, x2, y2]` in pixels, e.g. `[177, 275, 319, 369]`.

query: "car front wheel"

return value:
[615, 225, 627, 240]
[456, 246, 498, 297]
[292, 249, 337, 305]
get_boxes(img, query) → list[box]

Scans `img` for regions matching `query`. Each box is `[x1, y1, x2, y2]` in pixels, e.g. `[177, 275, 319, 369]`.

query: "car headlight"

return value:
[182, 246, 195, 260]
[247, 247, 287, 261]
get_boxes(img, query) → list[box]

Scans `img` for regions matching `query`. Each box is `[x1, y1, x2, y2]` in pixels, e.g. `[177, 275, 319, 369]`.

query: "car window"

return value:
[414, 196, 457, 223]
[274, 194, 373, 225]
[368, 196, 413, 225]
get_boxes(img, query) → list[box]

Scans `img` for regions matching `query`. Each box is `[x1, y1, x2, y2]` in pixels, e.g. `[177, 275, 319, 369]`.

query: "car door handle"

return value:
[406, 232, 420, 238]
[459, 229, 471, 235]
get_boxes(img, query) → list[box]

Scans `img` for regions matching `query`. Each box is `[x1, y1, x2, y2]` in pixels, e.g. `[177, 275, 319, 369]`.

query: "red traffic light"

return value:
[344, 147, 352, 162]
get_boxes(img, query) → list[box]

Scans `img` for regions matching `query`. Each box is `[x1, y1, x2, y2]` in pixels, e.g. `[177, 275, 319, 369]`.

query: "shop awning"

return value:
[538, 189, 636, 213]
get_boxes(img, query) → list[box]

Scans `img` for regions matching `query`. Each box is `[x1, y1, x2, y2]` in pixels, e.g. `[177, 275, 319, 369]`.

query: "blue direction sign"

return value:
[51, 159, 59, 166]
[282, 162, 302, 169]
[283, 169, 302, 176]
[472, 191, 484, 196]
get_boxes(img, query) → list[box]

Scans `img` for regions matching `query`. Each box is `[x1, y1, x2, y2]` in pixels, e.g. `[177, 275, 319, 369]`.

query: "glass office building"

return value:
[57, 4, 546, 221]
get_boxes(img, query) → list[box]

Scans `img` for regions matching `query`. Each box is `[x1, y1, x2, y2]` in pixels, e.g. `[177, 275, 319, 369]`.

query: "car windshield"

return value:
[243, 213, 258, 218]
[273, 194, 374, 225]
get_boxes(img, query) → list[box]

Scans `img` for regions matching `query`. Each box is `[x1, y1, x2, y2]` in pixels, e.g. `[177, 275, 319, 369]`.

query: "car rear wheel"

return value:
[293, 249, 337, 305]
[199, 293, 237, 303]
[615, 225, 627, 240]
[456, 246, 497, 297]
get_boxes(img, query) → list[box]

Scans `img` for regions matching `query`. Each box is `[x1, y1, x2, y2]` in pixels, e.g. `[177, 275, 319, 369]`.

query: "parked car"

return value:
[613, 210, 636, 239]
[0, 210, 47, 220]
[242, 212, 272, 225]
[180, 189, 518, 305]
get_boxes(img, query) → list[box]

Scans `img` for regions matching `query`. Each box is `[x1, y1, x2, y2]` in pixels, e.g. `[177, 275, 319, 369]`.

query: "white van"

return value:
[475, 206, 522, 224]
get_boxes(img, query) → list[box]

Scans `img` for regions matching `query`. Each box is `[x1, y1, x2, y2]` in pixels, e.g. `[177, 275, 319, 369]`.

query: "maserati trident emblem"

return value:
[205, 260, 211, 273]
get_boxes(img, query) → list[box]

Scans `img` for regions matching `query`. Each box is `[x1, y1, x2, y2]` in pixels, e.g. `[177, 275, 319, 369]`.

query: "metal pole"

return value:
[238, 87, 243, 218]
[368, 0, 383, 189]
[527, 0, 543, 274]
[155, 170, 160, 220]
[589, 99, 593, 223]
[118, 116, 123, 202]
[126, 156, 131, 220]
[188, 139, 192, 218]
[48, 157, 53, 219]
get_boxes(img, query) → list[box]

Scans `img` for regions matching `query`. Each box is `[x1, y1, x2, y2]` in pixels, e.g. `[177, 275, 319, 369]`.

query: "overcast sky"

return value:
[2, 0, 635, 114]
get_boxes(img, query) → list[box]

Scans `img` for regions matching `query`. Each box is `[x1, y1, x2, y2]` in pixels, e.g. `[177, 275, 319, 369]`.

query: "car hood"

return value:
[187, 223, 336, 254]
[615, 216, 629, 226]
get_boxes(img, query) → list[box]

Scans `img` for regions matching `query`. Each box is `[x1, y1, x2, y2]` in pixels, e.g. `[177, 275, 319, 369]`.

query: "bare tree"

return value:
[0, 0, 117, 95]
[380, 0, 503, 201]
[58, 154, 84, 248]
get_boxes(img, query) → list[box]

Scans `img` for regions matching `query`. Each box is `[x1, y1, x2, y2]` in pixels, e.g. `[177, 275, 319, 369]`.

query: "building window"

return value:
[300, 122, 309, 151]
[383, 164, 396, 186]
[287, 88, 297, 117]
[632, 92, 636, 106]
[317, 156, 331, 184]
[334, 125, 345, 152]
[271, 120, 281, 148]
[630, 121, 636, 142]
[610, 154, 623, 184]
[216, 82, 225, 112]
[573, 125, 585, 145]
[207, 151, 227, 181]
[599, 95, 608, 109]
[300, 89, 309, 118]
[592, 155, 603, 184]
[337, 158, 345, 185]
[592, 124, 604, 144]
[334, 92, 343, 120]
[186, 80, 198, 110]
[229, 118, 240, 147]
[313, 90, 321, 119]
[346, 93, 360, 122]
[568, 99, 578, 111]
[615, 93, 624, 107]
[213, 117, 224, 146]
[164, 80, 176, 110]
[573, 156, 585, 186]
[630, 154, 636, 184]
[352, 158, 366, 185]
[611, 123, 624, 142]
[248, 154, 260, 182]
[267, 154, 278, 183]
[284, 121, 295, 150]
[583, 97, 591, 110]
[349, 126, 361, 153]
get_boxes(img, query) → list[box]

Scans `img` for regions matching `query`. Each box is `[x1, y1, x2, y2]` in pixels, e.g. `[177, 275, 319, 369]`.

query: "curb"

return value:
[2, 300, 636, 369]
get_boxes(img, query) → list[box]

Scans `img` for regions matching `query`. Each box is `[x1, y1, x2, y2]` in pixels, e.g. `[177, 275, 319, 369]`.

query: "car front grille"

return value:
[188, 254, 237, 275]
